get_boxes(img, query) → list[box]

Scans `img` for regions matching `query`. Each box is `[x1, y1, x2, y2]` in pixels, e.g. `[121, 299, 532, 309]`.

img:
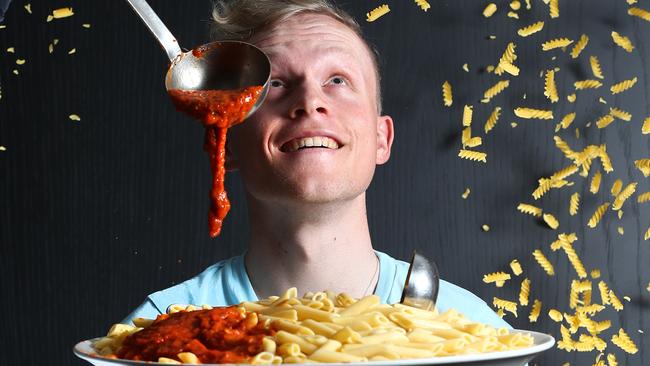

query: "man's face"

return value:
[226, 13, 393, 206]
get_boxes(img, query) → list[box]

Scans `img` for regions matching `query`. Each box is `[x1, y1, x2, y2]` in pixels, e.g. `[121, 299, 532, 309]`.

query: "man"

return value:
[122, 0, 509, 330]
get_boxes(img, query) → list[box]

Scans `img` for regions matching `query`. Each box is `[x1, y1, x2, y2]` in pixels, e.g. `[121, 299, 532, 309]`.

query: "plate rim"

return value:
[73, 329, 555, 366]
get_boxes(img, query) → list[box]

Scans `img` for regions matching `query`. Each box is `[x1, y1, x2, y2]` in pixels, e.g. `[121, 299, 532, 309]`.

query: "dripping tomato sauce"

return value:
[116, 307, 273, 363]
[168, 86, 263, 237]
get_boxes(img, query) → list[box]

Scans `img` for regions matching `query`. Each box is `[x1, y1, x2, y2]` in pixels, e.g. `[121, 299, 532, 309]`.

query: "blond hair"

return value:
[210, 0, 383, 114]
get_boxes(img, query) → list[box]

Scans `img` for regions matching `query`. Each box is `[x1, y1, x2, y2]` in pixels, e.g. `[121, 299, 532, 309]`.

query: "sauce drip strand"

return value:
[168, 86, 263, 237]
[116, 307, 273, 363]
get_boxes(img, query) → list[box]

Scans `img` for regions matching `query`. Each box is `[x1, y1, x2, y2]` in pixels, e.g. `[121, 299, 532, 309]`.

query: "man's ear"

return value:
[225, 140, 239, 171]
[376, 115, 394, 165]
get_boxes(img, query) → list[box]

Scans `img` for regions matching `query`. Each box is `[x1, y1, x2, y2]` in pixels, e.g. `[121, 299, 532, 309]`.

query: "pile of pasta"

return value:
[93, 288, 534, 364]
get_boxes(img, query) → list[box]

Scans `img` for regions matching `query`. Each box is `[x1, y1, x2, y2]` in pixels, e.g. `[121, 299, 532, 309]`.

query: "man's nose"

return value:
[288, 80, 328, 119]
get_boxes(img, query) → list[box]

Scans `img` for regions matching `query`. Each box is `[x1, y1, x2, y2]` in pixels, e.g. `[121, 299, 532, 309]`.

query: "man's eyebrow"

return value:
[266, 47, 359, 73]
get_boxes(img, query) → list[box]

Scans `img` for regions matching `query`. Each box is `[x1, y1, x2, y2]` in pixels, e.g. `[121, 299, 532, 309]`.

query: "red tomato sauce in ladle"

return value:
[168, 86, 263, 237]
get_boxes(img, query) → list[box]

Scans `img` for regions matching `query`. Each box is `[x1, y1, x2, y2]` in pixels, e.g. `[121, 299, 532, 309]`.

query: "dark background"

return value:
[1, 0, 649, 365]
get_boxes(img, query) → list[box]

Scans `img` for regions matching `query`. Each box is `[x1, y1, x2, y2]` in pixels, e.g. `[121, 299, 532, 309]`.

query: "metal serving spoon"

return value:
[401, 251, 440, 311]
[125, 0, 271, 116]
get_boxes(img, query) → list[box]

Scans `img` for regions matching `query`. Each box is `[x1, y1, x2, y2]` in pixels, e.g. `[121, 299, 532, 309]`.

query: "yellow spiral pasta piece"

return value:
[543, 213, 559, 230]
[544, 70, 559, 103]
[570, 34, 589, 59]
[442, 81, 453, 107]
[576, 304, 605, 316]
[462, 127, 471, 146]
[532, 249, 554, 275]
[612, 182, 637, 210]
[464, 137, 482, 148]
[514, 107, 553, 120]
[483, 3, 497, 18]
[597, 145, 613, 173]
[549, 0, 559, 18]
[542, 38, 573, 51]
[483, 271, 511, 286]
[517, 21, 544, 37]
[611, 179, 623, 196]
[628, 6, 650, 22]
[610, 77, 637, 94]
[414, 0, 430, 11]
[590, 170, 601, 194]
[548, 309, 563, 322]
[637, 191, 650, 203]
[609, 289, 624, 311]
[484, 106, 501, 134]
[642, 117, 650, 134]
[595, 113, 615, 129]
[493, 297, 518, 317]
[366, 4, 390, 22]
[553, 135, 576, 159]
[528, 299, 542, 322]
[567, 93, 577, 102]
[609, 107, 632, 121]
[462, 105, 473, 126]
[558, 112, 576, 130]
[611, 31, 634, 52]
[458, 149, 487, 163]
[551, 164, 578, 181]
[519, 278, 530, 306]
[517, 203, 542, 217]
[634, 158, 650, 177]
[588, 202, 610, 228]
[532, 178, 553, 200]
[589, 56, 604, 79]
[509, 259, 523, 276]
[607, 353, 618, 366]
[611, 329, 638, 354]
[569, 192, 580, 216]
[598, 281, 610, 305]
[482, 80, 510, 102]
[574, 79, 603, 90]
[562, 244, 587, 278]
[495, 43, 517, 75]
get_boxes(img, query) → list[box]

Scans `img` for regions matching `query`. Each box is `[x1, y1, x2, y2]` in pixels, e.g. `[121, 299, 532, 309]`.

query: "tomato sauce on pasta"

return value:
[168, 86, 263, 237]
[116, 307, 273, 363]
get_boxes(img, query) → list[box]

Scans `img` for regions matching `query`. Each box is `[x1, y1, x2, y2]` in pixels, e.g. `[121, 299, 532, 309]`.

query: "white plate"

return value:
[74, 330, 554, 366]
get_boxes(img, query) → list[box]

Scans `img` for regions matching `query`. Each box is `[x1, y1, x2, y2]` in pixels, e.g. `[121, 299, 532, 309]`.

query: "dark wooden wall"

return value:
[1, 0, 649, 365]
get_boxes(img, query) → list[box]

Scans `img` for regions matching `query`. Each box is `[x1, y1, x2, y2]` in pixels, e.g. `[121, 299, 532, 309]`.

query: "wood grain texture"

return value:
[0, 0, 648, 365]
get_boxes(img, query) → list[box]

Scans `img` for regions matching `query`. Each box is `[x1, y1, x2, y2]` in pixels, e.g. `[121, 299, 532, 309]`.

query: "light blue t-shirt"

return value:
[121, 251, 511, 330]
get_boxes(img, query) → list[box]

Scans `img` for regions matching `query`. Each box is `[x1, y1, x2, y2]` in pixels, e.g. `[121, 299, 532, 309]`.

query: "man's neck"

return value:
[244, 193, 380, 299]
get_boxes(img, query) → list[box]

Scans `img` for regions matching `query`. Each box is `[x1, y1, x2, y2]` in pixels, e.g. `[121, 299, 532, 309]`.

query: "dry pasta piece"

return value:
[484, 107, 501, 134]
[366, 4, 389, 22]
[514, 107, 553, 120]
[628, 6, 650, 22]
[483, 3, 497, 17]
[542, 38, 573, 51]
[637, 191, 650, 203]
[52, 7, 74, 18]
[510, 259, 523, 276]
[590, 170, 601, 194]
[609, 107, 632, 121]
[611, 179, 623, 196]
[569, 192, 580, 216]
[574, 79, 602, 90]
[462, 105, 473, 126]
[551, 164, 578, 181]
[482, 80, 510, 103]
[590, 269, 600, 279]
[609, 290, 624, 311]
[414, 0, 431, 11]
[549, 0, 559, 18]
[493, 297, 518, 317]
[517, 21, 544, 37]
[510, 1, 521, 11]
[483, 272, 511, 287]
[543, 213, 559, 230]
[517, 203, 542, 217]
[570, 34, 589, 59]
[607, 353, 618, 366]
[519, 278, 530, 306]
[597, 145, 613, 173]
[611, 329, 638, 354]
[553, 135, 576, 159]
[507, 11, 519, 19]
[562, 243, 587, 278]
[634, 158, 650, 177]
[645, 226, 650, 240]
[567, 93, 577, 102]
[548, 309, 563, 322]
[598, 281, 611, 305]
[532, 249, 554, 275]
[642, 117, 650, 134]
[610, 77, 637, 94]
[544, 70, 559, 103]
[461, 187, 471, 199]
[611, 31, 635, 52]
[494, 43, 517, 75]
[612, 182, 637, 210]
[589, 56, 604, 79]
[442, 81, 453, 107]
[462, 127, 471, 146]
[458, 149, 487, 163]
[595, 113, 615, 129]
[529, 299, 541, 322]
[588, 202, 609, 228]
[558, 112, 576, 130]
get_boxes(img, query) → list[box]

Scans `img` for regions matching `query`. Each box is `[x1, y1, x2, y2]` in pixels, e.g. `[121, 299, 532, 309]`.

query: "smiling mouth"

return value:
[281, 136, 341, 153]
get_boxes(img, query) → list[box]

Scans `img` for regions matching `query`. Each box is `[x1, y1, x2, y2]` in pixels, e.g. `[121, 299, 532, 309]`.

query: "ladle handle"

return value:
[125, 0, 182, 61]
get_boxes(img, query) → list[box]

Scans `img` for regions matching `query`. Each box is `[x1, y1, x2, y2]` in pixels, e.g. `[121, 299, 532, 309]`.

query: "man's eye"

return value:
[270, 80, 284, 88]
[328, 76, 347, 85]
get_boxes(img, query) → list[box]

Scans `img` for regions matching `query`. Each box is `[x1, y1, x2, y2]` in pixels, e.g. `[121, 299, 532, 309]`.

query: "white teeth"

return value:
[284, 136, 340, 152]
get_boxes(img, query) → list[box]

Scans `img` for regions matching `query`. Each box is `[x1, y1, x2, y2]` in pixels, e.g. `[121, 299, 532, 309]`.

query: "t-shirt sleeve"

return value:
[119, 297, 163, 325]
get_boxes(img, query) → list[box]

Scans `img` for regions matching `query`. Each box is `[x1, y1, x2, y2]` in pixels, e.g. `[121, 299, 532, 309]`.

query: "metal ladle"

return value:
[125, 0, 271, 118]
[401, 251, 440, 311]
